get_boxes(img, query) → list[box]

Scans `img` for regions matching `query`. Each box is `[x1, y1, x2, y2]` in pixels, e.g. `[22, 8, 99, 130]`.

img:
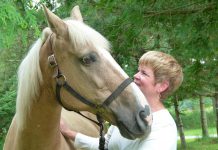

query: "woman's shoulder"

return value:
[152, 109, 171, 117]
[152, 109, 176, 126]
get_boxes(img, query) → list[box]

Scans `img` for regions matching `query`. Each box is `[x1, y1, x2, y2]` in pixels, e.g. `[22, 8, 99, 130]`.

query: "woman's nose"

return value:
[134, 72, 140, 80]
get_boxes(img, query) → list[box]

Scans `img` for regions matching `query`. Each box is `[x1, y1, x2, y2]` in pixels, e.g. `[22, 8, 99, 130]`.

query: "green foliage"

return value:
[0, 1, 218, 148]
[0, 137, 3, 150]
[0, 74, 17, 139]
[0, 89, 16, 132]
[0, 2, 26, 48]
[84, 1, 217, 98]
[0, 75, 16, 149]
[181, 109, 215, 129]
[0, 0, 43, 142]
[170, 98, 216, 129]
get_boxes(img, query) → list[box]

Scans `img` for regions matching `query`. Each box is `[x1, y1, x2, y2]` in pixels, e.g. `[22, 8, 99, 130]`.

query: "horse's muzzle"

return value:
[137, 105, 152, 133]
[117, 105, 152, 140]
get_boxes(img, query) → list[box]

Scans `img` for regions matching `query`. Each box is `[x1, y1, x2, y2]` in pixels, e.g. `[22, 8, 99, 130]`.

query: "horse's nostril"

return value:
[139, 112, 147, 126]
[139, 105, 152, 126]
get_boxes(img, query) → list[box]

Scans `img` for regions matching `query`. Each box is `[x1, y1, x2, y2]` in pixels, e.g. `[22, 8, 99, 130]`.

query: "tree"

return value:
[174, 94, 186, 149]
[215, 85, 218, 136]
[199, 95, 209, 137]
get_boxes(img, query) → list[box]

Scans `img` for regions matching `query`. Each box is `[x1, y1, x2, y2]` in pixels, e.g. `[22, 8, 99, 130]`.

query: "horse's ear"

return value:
[42, 4, 67, 36]
[70, 5, 83, 22]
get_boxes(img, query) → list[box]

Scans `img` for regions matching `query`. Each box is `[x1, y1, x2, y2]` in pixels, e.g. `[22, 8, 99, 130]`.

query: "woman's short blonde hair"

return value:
[139, 51, 183, 99]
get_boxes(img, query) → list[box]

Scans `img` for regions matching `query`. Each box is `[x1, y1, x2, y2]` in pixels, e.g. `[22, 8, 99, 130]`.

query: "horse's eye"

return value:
[81, 53, 97, 65]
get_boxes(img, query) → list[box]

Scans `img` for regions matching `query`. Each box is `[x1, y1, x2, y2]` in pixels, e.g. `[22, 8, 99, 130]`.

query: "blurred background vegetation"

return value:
[0, 0, 217, 149]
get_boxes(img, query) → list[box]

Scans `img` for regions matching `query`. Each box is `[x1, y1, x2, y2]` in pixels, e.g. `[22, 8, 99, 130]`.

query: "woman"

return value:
[60, 51, 183, 150]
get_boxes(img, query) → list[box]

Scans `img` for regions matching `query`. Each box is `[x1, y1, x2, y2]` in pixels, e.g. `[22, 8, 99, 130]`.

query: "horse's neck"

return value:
[18, 36, 62, 144]
[26, 88, 60, 131]
[16, 88, 64, 150]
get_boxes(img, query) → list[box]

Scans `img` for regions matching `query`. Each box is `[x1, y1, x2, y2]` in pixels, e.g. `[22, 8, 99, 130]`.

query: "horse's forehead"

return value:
[101, 50, 128, 78]
[64, 20, 109, 53]
[58, 20, 126, 76]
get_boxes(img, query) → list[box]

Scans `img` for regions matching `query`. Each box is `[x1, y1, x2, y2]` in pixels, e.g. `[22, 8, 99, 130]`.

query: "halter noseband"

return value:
[47, 34, 132, 150]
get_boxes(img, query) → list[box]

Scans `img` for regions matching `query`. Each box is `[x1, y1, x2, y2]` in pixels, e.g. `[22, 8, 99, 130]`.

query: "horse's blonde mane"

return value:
[65, 20, 110, 52]
[16, 32, 48, 128]
[15, 20, 110, 128]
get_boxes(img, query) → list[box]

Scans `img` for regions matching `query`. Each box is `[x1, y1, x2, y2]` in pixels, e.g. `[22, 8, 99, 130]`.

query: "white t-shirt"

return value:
[74, 109, 177, 150]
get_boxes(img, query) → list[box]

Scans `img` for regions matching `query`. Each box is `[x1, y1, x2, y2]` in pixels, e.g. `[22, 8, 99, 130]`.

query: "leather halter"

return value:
[48, 55, 133, 112]
[47, 34, 133, 150]
[47, 34, 133, 112]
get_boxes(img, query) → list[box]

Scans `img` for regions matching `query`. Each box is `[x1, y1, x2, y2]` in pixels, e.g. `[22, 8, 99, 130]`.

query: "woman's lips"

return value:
[134, 82, 140, 87]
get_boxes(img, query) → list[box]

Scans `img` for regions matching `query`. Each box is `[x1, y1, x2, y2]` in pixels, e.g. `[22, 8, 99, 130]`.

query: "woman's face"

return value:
[134, 65, 159, 99]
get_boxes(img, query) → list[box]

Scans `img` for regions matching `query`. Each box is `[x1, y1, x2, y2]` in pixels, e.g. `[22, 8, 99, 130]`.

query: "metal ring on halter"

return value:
[56, 74, 67, 86]
[48, 54, 58, 68]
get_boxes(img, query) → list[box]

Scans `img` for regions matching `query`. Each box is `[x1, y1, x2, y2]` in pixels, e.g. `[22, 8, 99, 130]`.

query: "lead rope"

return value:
[97, 115, 107, 150]
[71, 112, 107, 150]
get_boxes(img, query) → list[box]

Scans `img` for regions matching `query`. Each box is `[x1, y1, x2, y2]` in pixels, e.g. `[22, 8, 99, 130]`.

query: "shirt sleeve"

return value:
[104, 125, 115, 148]
[74, 133, 99, 150]
[74, 126, 115, 150]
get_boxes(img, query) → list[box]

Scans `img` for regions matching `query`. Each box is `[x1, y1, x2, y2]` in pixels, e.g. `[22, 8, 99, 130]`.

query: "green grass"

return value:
[178, 128, 218, 150]
[177, 138, 218, 150]
[184, 127, 217, 136]
[170, 99, 218, 149]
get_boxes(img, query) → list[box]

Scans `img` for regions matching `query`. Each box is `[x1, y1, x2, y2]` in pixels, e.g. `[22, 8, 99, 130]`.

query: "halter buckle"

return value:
[48, 54, 58, 68]
[56, 74, 67, 86]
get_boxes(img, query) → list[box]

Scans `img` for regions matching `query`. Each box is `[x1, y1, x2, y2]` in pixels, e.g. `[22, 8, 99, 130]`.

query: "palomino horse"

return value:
[3, 5, 152, 150]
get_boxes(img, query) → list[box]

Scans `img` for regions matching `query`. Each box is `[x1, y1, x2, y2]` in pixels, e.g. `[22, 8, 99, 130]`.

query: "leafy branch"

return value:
[144, 2, 217, 17]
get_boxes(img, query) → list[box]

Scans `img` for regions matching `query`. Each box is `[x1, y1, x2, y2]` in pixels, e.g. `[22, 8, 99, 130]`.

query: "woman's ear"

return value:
[157, 80, 169, 93]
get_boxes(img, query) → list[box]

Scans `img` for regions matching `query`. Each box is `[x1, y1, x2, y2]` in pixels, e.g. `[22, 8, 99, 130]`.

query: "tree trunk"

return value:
[199, 95, 209, 137]
[215, 86, 218, 137]
[174, 95, 186, 149]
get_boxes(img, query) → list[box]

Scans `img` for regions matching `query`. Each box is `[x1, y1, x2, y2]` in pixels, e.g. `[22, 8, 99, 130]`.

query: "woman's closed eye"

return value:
[141, 71, 150, 77]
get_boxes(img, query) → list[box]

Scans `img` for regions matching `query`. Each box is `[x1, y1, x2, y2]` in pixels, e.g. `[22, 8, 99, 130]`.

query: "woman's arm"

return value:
[60, 119, 99, 150]
[60, 119, 78, 140]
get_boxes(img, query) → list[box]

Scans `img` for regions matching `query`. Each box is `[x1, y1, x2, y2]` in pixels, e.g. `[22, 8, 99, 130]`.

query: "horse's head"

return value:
[41, 5, 152, 139]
